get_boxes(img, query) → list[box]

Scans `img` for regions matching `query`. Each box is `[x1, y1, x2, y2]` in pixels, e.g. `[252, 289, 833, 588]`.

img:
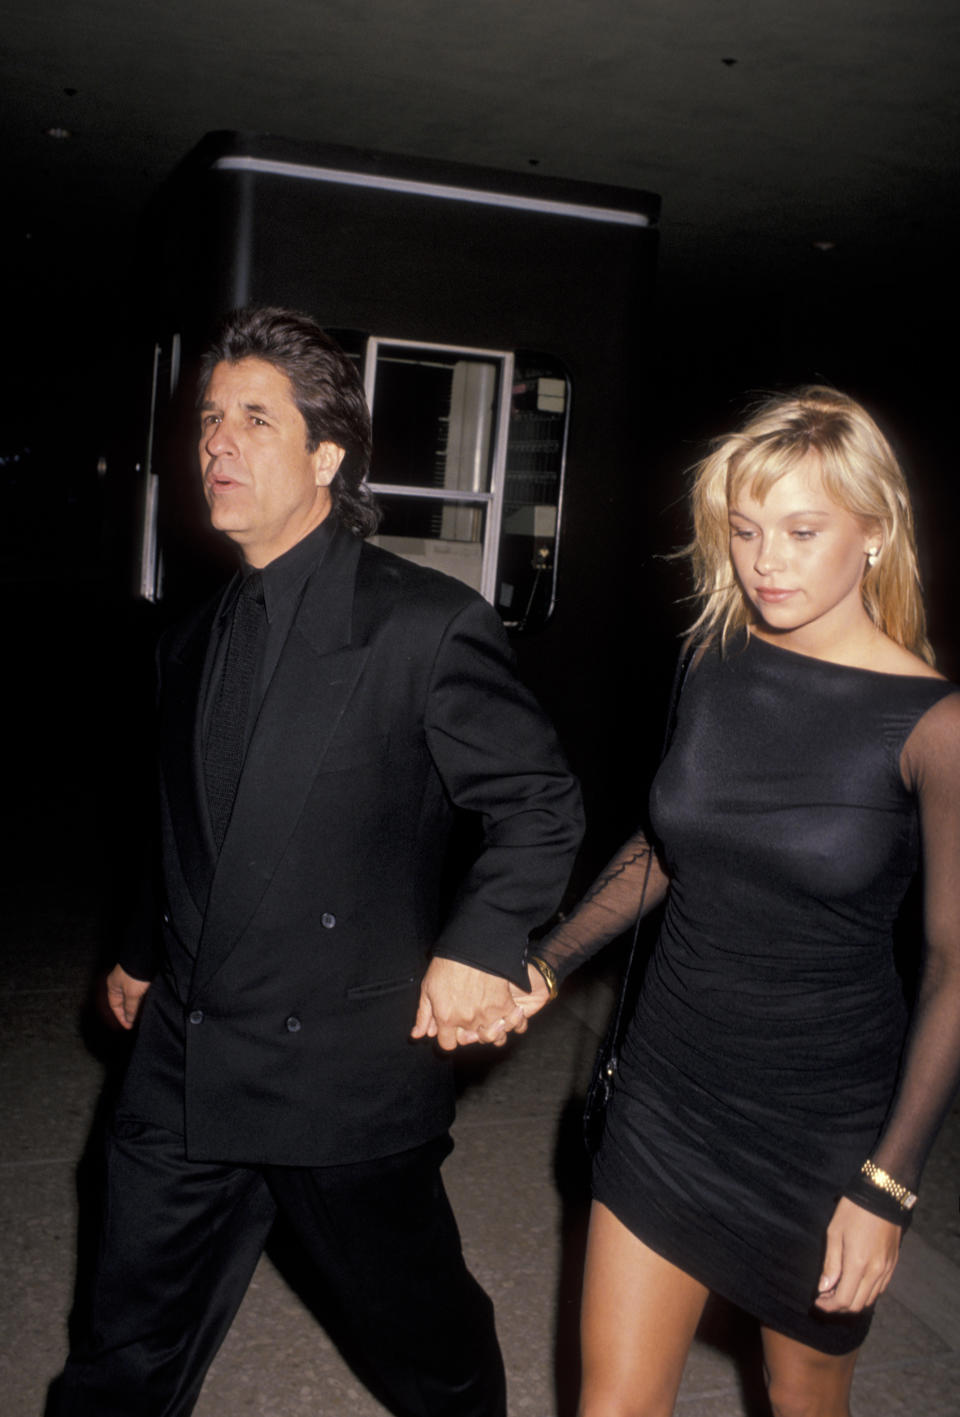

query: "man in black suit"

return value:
[57, 307, 582, 1416]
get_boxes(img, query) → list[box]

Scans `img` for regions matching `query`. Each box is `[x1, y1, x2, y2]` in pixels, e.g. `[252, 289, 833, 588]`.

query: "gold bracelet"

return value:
[860, 1159, 917, 1211]
[526, 955, 558, 1000]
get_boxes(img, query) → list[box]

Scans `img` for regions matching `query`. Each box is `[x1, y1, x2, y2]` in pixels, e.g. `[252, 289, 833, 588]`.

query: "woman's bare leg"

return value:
[761, 1326, 860, 1417]
[578, 1201, 709, 1417]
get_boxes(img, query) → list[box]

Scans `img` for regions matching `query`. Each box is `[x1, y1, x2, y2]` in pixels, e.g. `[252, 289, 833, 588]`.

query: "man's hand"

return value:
[411, 957, 529, 1051]
[814, 1196, 902, 1313]
[104, 963, 152, 1030]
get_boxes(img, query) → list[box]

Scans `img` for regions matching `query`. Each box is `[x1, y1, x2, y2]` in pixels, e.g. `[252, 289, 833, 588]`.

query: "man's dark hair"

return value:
[200, 306, 379, 538]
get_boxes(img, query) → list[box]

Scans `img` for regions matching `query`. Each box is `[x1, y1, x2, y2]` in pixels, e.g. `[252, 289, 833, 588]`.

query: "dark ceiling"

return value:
[7, 1, 958, 292]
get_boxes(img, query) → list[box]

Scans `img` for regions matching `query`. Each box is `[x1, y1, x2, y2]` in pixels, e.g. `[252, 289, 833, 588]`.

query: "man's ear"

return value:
[313, 442, 346, 487]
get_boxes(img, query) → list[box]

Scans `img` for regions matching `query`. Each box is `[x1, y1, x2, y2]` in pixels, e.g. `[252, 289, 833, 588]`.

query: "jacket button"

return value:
[285, 1015, 302, 1033]
[189, 1009, 204, 1025]
[162, 911, 171, 925]
[321, 913, 336, 929]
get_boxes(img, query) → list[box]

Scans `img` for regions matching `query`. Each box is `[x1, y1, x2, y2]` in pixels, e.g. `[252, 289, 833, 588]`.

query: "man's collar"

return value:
[245, 517, 337, 622]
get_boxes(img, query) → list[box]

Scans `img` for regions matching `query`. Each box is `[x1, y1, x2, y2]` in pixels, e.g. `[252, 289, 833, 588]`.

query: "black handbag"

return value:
[583, 645, 693, 1155]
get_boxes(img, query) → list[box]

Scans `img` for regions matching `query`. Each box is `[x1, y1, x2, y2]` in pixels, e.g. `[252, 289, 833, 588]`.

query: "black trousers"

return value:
[55, 1119, 506, 1417]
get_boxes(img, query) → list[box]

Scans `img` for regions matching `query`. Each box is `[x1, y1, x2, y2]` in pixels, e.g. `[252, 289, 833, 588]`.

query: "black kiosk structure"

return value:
[136, 132, 661, 837]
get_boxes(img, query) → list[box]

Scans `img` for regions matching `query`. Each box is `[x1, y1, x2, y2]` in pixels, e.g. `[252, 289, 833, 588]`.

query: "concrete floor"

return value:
[3, 848, 959, 1417]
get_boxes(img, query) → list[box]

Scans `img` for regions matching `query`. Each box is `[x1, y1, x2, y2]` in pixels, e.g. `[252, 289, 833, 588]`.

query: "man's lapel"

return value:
[192, 526, 369, 995]
[159, 595, 221, 910]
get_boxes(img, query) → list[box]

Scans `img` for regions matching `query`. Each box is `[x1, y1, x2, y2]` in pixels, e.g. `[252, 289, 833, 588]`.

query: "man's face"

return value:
[198, 357, 344, 567]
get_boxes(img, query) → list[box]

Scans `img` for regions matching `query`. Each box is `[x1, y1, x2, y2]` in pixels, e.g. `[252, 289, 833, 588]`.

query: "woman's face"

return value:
[728, 452, 878, 648]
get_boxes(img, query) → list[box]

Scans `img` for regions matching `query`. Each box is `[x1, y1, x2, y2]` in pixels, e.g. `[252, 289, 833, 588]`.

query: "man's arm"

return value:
[102, 844, 162, 1029]
[412, 596, 583, 1046]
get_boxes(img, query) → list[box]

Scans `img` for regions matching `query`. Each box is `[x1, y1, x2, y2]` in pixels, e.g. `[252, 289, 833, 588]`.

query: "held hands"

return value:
[412, 958, 552, 1051]
[104, 963, 152, 1030]
[512, 962, 552, 1023]
[815, 1196, 903, 1313]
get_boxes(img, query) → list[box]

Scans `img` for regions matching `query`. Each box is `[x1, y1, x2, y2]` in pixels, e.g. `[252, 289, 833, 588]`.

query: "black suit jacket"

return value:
[119, 522, 583, 1166]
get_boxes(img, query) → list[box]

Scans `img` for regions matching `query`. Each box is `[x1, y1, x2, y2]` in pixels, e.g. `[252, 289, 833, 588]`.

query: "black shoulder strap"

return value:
[661, 638, 696, 758]
[604, 641, 696, 1053]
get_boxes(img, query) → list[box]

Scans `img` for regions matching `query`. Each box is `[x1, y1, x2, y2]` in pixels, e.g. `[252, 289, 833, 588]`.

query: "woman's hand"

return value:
[412, 958, 528, 1050]
[508, 962, 553, 1023]
[814, 1196, 903, 1313]
[411, 961, 551, 1051]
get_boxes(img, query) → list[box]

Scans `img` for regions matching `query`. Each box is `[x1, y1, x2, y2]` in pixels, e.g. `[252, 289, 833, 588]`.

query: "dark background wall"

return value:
[3, 3, 958, 929]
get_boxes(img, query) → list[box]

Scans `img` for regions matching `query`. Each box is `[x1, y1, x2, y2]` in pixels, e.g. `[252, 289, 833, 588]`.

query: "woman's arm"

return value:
[517, 645, 696, 1019]
[859, 691, 960, 1193]
[818, 690, 960, 1312]
[514, 829, 671, 1021]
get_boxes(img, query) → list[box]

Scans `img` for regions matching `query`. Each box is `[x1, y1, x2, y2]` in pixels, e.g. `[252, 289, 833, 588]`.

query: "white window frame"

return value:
[362, 336, 515, 605]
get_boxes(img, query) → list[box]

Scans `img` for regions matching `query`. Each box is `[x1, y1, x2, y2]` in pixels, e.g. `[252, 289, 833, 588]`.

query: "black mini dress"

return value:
[548, 635, 960, 1353]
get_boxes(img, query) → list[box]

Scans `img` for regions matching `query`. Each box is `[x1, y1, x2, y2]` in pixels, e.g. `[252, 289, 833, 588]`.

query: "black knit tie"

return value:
[205, 572, 265, 852]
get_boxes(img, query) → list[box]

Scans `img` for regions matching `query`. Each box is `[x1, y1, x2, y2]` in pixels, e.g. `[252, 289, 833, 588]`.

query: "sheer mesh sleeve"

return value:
[863, 690, 960, 1196]
[529, 829, 671, 984]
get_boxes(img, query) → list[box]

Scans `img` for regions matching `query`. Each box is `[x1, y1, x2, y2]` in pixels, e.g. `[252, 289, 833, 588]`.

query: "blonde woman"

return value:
[520, 389, 960, 1417]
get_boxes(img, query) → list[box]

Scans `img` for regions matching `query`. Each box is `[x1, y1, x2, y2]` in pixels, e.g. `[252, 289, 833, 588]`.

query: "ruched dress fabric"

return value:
[539, 634, 960, 1354]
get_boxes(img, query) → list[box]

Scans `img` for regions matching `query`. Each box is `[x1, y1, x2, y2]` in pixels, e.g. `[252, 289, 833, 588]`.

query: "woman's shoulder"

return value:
[900, 686, 960, 794]
[865, 637, 945, 681]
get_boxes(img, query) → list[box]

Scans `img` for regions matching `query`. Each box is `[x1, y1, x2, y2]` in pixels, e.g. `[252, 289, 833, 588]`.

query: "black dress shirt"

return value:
[201, 517, 337, 760]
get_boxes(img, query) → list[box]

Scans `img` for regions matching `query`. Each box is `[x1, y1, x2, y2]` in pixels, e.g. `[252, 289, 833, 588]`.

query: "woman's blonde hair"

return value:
[685, 385, 933, 662]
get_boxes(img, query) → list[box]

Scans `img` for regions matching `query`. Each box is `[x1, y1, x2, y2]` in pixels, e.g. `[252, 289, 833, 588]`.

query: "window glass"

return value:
[369, 345, 499, 494]
[370, 493, 488, 593]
